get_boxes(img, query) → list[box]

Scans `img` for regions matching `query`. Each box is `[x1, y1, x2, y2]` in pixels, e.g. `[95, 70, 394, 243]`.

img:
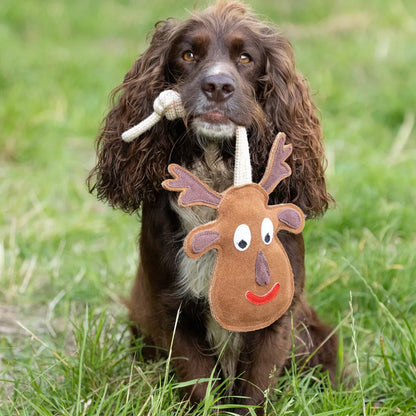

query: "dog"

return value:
[88, 1, 338, 413]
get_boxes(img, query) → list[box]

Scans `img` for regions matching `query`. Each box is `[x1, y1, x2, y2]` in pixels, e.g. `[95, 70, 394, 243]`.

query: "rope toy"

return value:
[121, 90, 186, 142]
[121, 89, 252, 186]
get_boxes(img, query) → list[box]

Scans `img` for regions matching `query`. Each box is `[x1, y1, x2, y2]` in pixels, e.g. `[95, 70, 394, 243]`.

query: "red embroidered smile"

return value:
[245, 282, 280, 305]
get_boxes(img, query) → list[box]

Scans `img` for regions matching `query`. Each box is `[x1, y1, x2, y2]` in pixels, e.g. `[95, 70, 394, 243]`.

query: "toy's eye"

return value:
[261, 217, 273, 245]
[238, 53, 251, 64]
[183, 50, 196, 62]
[234, 224, 251, 251]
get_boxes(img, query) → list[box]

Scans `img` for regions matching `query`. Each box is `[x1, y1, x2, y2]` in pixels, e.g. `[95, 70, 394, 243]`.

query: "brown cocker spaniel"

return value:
[88, 1, 338, 414]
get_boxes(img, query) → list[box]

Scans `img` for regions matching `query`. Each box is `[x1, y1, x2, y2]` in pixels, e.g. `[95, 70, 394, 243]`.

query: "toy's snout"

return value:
[255, 250, 270, 286]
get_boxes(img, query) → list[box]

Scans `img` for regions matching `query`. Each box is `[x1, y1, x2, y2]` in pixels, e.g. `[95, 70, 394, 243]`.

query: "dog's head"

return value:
[88, 1, 332, 218]
[166, 4, 267, 141]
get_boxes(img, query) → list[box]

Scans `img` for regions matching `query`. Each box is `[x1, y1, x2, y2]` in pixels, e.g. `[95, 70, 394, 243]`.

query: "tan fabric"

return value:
[184, 185, 304, 332]
[163, 134, 305, 331]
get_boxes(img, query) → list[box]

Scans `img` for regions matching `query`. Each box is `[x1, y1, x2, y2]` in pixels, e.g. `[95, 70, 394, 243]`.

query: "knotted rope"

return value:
[121, 90, 252, 185]
[121, 90, 186, 142]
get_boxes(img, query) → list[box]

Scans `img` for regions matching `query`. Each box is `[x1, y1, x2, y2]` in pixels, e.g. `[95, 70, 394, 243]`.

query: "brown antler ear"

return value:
[184, 224, 221, 259]
[259, 133, 292, 194]
[275, 204, 305, 234]
[162, 164, 222, 209]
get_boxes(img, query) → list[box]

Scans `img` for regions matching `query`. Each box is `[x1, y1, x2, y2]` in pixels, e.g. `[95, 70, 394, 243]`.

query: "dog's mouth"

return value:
[197, 111, 232, 125]
[191, 110, 236, 139]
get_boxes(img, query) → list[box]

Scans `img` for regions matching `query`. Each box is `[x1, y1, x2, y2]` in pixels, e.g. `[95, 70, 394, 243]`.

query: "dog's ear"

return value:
[88, 19, 180, 213]
[257, 33, 333, 218]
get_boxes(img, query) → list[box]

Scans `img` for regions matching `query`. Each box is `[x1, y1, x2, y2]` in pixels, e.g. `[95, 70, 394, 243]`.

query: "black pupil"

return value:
[264, 233, 270, 243]
[238, 240, 247, 249]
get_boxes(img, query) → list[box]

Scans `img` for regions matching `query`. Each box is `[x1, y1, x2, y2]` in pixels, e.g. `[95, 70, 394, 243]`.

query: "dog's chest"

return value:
[171, 147, 233, 299]
[170, 147, 243, 378]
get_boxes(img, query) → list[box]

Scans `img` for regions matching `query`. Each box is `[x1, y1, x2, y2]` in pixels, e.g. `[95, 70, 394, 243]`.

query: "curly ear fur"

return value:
[255, 29, 333, 218]
[87, 20, 183, 213]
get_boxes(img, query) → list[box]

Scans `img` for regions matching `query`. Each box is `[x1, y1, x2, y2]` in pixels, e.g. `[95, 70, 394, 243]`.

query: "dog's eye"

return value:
[238, 53, 252, 64]
[183, 50, 196, 62]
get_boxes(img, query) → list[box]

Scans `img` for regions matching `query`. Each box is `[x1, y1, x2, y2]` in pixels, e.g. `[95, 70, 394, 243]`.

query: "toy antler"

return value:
[162, 164, 222, 209]
[259, 133, 292, 194]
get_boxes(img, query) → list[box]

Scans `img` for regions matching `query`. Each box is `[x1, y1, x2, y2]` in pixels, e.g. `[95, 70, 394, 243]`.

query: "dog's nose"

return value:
[201, 74, 235, 102]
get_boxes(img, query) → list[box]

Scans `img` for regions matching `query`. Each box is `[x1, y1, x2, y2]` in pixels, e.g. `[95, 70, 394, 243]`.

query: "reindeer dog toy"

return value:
[122, 90, 305, 332]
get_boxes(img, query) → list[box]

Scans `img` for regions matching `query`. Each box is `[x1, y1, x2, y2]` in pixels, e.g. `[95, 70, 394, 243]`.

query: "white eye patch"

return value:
[234, 224, 251, 251]
[261, 217, 273, 245]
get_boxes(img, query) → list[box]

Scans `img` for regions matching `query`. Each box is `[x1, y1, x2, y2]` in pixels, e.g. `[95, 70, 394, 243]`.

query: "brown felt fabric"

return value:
[165, 134, 305, 332]
[278, 208, 303, 229]
[162, 164, 222, 209]
[255, 249, 271, 286]
[191, 230, 220, 254]
[259, 132, 292, 194]
[184, 185, 305, 332]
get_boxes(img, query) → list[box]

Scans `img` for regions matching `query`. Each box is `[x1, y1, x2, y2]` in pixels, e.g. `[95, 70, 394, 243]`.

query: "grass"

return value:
[1, 0, 415, 414]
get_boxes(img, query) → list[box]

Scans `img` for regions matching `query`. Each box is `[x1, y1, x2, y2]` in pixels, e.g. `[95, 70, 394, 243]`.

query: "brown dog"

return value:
[88, 1, 338, 414]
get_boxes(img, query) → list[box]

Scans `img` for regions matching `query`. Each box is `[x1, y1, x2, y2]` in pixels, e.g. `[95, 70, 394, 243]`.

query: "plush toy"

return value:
[122, 90, 305, 332]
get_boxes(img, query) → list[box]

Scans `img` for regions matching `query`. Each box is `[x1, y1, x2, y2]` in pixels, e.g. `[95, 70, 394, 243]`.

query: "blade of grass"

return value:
[16, 321, 70, 368]
[76, 305, 89, 415]
[349, 291, 366, 416]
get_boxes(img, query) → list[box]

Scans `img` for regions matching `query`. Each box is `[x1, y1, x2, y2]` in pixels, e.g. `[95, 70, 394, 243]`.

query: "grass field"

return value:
[1, 0, 415, 414]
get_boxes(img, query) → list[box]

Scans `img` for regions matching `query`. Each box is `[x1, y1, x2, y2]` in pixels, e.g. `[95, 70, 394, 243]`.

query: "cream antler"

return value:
[234, 126, 253, 186]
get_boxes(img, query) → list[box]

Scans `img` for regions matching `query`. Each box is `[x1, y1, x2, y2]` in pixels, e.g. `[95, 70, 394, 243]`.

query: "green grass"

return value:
[1, 0, 415, 414]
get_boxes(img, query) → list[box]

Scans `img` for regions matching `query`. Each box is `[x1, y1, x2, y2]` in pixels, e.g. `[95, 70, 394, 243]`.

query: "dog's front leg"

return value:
[233, 314, 292, 415]
[170, 328, 219, 404]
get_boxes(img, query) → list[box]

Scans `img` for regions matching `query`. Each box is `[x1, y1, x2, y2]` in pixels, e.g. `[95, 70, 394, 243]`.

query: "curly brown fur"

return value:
[88, 2, 337, 414]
